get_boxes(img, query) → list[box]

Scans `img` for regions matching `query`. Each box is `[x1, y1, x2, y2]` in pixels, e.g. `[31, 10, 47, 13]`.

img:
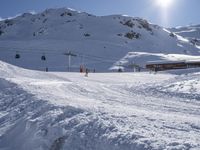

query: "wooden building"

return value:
[146, 60, 200, 71]
[186, 61, 200, 68]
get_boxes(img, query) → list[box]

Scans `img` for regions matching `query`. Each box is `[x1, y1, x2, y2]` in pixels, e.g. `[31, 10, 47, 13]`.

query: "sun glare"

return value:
[156, 0, 173, 8]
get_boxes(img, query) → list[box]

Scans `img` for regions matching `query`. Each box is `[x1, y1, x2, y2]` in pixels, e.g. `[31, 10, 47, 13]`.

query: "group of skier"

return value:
[80, 65, 96, 77]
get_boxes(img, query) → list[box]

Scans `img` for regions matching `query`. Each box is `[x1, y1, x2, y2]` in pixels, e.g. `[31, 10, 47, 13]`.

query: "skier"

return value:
[80, 65, 83, 73]
[118, 68, 122, 72]
[85, 68, 89, 77]
[138, 67, 141, 72]
[154, 67, 158, 74]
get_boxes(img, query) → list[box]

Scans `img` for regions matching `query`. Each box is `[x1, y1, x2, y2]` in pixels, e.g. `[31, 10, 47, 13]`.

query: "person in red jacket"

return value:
[80, 65, 83, 73]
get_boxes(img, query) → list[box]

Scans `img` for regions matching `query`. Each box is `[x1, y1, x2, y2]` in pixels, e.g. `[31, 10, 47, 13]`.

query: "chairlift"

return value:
[41, 54, 46, 61]
[15, 52, 20, 59]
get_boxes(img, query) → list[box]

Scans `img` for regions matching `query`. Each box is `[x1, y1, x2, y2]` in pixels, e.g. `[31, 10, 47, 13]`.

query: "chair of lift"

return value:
[15, 53, 20, 59]
[41, 55, 46, 61]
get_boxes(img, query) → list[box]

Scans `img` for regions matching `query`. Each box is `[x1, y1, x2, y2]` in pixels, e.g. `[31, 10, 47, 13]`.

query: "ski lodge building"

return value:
[146, 60, 200, 71]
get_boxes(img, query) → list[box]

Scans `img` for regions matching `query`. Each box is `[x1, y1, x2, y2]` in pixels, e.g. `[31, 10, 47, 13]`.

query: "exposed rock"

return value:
[125, 31, 141, 39]
[137, 19, 152, 31]
[60, 12, 73, 17]
[0, 30, 4, 36]
[120, 20, 135, 28]
[117, 33, 123, 36]
[169, 32, 175, 37]
[4, 19, 14, 26]
[84, 33, 91, 37]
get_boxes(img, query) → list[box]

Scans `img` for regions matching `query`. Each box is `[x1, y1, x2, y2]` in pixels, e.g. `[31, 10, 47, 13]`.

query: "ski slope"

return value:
[0, 60, 200, 150]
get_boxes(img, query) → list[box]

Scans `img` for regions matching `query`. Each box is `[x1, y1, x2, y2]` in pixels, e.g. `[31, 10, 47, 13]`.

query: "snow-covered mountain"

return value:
[1, 8, 200, 149]
[0, 60, 200, 150]
[169, 25, 200, 47]
[0, 8, 200, 72]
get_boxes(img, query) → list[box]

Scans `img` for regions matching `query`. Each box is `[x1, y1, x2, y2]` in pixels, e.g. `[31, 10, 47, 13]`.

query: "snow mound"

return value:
[155, 71, 200, 100]
[0, 78, 125, 150]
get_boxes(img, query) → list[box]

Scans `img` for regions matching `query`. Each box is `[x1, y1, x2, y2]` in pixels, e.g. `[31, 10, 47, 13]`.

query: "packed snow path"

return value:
[0, 61, 200, 150]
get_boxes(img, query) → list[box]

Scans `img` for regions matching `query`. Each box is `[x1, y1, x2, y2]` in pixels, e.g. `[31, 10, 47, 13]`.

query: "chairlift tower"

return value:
[64, 51, 77, 72]
[132, 61, 136, 72]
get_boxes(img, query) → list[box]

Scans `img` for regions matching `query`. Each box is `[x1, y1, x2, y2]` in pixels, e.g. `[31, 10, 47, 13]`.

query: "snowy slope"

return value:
[112, 52, 200, 70]
[0, 60, 200, 150]
[170, 25, 200, 39]
[169, 25, 200, 47]
[0, 8, 200, 72]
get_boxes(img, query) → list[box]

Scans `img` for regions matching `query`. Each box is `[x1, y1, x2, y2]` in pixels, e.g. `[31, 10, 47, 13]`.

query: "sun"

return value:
[156, 0, 173, 8]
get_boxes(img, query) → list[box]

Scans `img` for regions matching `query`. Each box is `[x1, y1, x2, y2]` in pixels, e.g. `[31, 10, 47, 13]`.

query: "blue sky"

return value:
[0, 0, 199, 27]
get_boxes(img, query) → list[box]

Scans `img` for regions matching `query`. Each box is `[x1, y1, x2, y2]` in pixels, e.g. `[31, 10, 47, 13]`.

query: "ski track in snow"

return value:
[0, 61, 200, 150]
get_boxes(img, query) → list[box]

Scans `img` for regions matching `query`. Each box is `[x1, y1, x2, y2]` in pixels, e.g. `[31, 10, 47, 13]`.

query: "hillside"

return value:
[0, 60, 200, 150]
[0, 8, 200, 72]
[169, 25, 200, 48]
